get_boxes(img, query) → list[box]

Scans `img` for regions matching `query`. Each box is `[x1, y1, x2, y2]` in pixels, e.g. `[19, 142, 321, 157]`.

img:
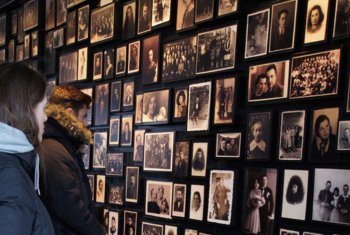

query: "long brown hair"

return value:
[0, 63, 46, 147]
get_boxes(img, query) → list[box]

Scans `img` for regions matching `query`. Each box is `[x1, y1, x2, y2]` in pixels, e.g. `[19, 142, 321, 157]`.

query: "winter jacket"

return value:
[39, 104, 104, 235]
[0, 122, 55, 235]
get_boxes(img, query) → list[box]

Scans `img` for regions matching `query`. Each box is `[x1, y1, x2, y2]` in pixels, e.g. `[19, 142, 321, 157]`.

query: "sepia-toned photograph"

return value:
[135, 94, 143, 124]
[173, 87, 188, 121]
[142, 89, 169, 124]
[165, 225, 177, 235]
[281, 169, 309, 220]
[162, 36, 197, 82]
[123, 81, 134, 110]
[77, 5, 89, 41]
[216, 133, 241, 158]
[16, 44, 24, 62]
[106, 153, 123, 176]
[104, 48, 114, 79]
[17, 9, 24, 43]
[108, 211, 118, 234]
[128, 40, 140, 74]
[66, 11, 76, 45]
[145, 180, 173, 219]
[191, 142, 207, 177]
[142, 222, 163, 235]
[24, 34, 30, 59]
[107, 180, 124, 205]
[176, 0, 195, 31]
[87, 174, 94, 200]
[59, 51, 77, 84]
[337, 120, 350, 151]
[310, 107, 339, 162]
[53, 27, 64, 48]
[269, 0, 297, 52]
[77, 47, 88, 81]
[8, 40, 15, 62]
[217, 0, 237, 17]
[45, 0, 55, 30]
[189, 184, 205, 221]
[280, 229, 300, 235]
[116, 46, 127, 76]
[304, 0, 329, 44]
[207, 170, 234, 225]
[0, 14, 5, 46]
[96, 174, 106, 203]
[278, 110, 306, 161]
[45, 31, 56, 74]
[243, 168, 277, 235]
[109, 116, 120, 146]
[187, 81, 211, 131]
[333, 0, 350, 38]
[302, 232, 323, 235]
[195, 0, 214, 23]
[312, 168, 350, 225]
[0, 48, 5, 62]
[56, 0, 67, 26]
[173, 141, 189, 177]
[246, 112, 271, 160]
[11, 12, 17, 36]
[125, 166, 139, 203]
[93, 132, 107, 169]
[172, 183, 186, 217]
[152, 0, 171, 27]
[289, 49, 340, 99]
[196, 25, 237, 75]
[94, 83, 109, 126]
[121, 115, 133, 146]
[122, 1, 136, 40]
[32, 31, 38, 57]
[24, 0, 38, 31]
[245, 9, 270, 59]
[80, 88, 92, 126]
[144, 131, 174, 172]
[93, 52, 103, 80]
[185, 229, 198, 235]
[90, 3, 114, 44]
[142, 35, 160, 84]
[110, 81, 121, 112]
[214, 77, 235, 124]
[133, 129, 145, 162]
[124, 210, 137, 235]
[138, 0, 152, 34]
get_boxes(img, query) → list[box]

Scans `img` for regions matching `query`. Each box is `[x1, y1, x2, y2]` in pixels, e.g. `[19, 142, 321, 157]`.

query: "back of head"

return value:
[0, 63, 46, 147]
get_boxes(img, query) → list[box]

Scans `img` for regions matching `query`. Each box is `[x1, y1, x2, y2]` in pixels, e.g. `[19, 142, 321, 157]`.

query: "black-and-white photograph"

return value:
[123, 81, 134, 110]
[11, 12, 17, 36]
[280, 229, 300, 235]
[16, 44, 24, 62]
[165, 225, 177, 235]
[312, 168, 350, 225]
[337, 120, 350, 151]
[269, 0, 297, 52]
[191, 142, 207, 177]
[125, 166, 139, 203]
[245, 9, 270, 59]
[214, 77, 235, 124]
[56, 0, 67, 26]
[216, 133, 241, 158]
[196, 25, 237, 75]
[93, 52, 103, 80]
[53, 27, 64, 48]
[121, 115, 133, 146]
[110, 81, 121, 112]
[281, 169, 309, 220]
[87, 174, 94, 200]
[246, 112, 271, 160]
[66, 11, 76, 45]
[304, 0, 329, 44]
[144, 131, 174, 172]
[217, 0, 237, 17]
[106, 153, 123, 176]
[176, 0, 195, 31]
[116, 46, 127, 76]
[142, 89, 169, 124]
[145, 180, 173, 219]
[162, 36, 197, 82]
[195, 0, 214, 23]
[107, 180, 123, 205]
[290, 49, 340, 99]
[207, 170, 234, 225]
[90, 3, 114, 44]
[96, 175, 106, 203]
[189, 184, 205, 221]
[173, 141, 189, 177]
[80, 88, 92, 126]
[108, 211, 118, 234]
[45, 31, 56, 74]
[109, 116, 120, 146]
[142, 222, 163, 235]
[59, 51, 77, 84]
[45, 0, 55, 30]
[133, 129, 145, 162]
[187, 81, 211, 131]
[77, 5, 89, 41]
[94, 83, 109, 126]
[142, 35, 160, 84]
[152, 0, 171, 27]
[122, 1, 136, 40]
[278, 110, 306, 161]
[333, 0, 350, 38]
[77, 47, 87, 81]
[24, 0, 38, 31]
[93, 132, 107, 169]
[0, 14, 5, 46]
[138, 0, 152, 34]
[173, 87, 188, 121]
[128, 41, 140, 74]
[104, 48, 114, 79]
[172, 183, 186, 217]
[124, 210, 137, 235]
[135, 94, 143, 124]
[243, 168, 277, 235]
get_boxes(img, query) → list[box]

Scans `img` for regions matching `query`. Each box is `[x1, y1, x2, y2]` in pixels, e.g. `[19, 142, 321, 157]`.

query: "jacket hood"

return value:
[0, 122, 34, 153]
[45, 104, 92, 145]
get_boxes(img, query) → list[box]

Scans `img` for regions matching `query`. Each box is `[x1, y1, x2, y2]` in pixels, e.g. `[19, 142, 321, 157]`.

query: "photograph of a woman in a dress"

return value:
[245, 179, 265, 234]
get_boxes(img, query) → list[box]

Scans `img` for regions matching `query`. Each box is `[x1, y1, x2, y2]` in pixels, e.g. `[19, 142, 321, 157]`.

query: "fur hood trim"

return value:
[45, 104, 92, 144]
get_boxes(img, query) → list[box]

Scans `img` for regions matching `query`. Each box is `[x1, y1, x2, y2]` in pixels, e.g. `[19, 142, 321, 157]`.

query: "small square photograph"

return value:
[125, 166, 139, 203]
[337, 120, 350, 151]
[176, 0, 195, 31]
[280, 229, 300, 235]
[45, 0, 55, 30]
[107, 180, 124, 205]
[108, 211, 118, 234]
[173, 87, 188, 121]
[90, 3, 114, 44]
[135, 94, 143, 124]
[11, 12, 18, 36]
[187, 81, 212, 131]
[80, 88, 92, 126]
[24, 0, 38, 31]
[165, 225, 177, 235]
[191, 142, 207, 177]
[94, 83, 109, 126]
[145, 180, 173, 219]
[217, 0, 237, 17]
[245, 9, 270, 59]
[174, 141, 189, 177]
[128, 41, 140, 74]
[59, 51, 77, 84]
[269, 0, 297, 52]
[216, 133, 241, 158]
[66, 11, 76, 45]
[106, 153, 123, 176]
[246, 112, 271, 160]
[133, 129, 145, 162]
[53, 27, 64, 48]
[189, 184, 205, 221]
[333, 0, 350, 38]
[196, 25, 237, 75]
[77, 47, 88, 81]
[243, 168, 277, 235]
[142, 222, 163, 235]
[93, 132, 107, 169]
[172, 183, 186, 217]
[110, 81, 121, 112]
[45, 31, 56, 75]
[214, 77, 236, 124]
[122, 1, 136, 40]
[121, 115, 133, 146]
[124, 210, 137, 235]
[290, 49, 340, 99]
[142, 35, 160, 84]
[56, 0, 67, 26]
[87, 174, 94, 200]
[138, 0, 152, 34]
[207, 170, 234, 225]
[81, 144, 90, 170]
[152, 0, 171, 27]
[142, 89, 169, 124]
[116, 46, 127, 76]
[312, 168, 350, 225]
[16, 44, 24, 62]
[278, 110, 306, 161]
[310, 107, 339, 161]
[195, 0, 214, 23]
[104, 48, 114, 79]
[96, 174, 106, 203]
[123, 81, 134, 109]
[0, 14, 5, 46]
[144, 131, 174, 172]
[24, 34, 30, 59]
[77, 5, 89, 41]
[17, 9, 24, 43]
[185, 229, 198, 235]
[248, 60, 289, 102]
[304, 0, 329, 44]
[109, 116, 120, 146]
[281, 169, 309, 220]
[93, 52, 103, 80]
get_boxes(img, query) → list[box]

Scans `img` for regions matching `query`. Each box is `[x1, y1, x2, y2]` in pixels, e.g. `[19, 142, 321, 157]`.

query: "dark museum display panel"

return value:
[1, 0, 350, 234]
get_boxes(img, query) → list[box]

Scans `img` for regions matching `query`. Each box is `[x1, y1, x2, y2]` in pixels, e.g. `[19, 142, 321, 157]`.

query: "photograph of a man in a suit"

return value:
[259, 174, 274, 235]
[173, 187, 184, 212]
[270, 9, 293, 51]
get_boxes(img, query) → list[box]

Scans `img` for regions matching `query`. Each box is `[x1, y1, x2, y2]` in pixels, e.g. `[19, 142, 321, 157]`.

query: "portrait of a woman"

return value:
[175, 90, 187, 118]
[304, 1, 328, 44]
[286, 175, 304, 204]
[123, 4, 135, 39]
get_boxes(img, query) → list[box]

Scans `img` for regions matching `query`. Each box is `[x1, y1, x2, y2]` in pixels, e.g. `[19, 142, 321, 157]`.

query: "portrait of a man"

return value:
[172, 184, 186, 217]
[337, 121, 350, 151]
[116, 46, 127, 75]
[109, 117, 120, 146]
[133, 130, 145, 162]
[138, 0, 152, 34]
[126, 167, 139, 202]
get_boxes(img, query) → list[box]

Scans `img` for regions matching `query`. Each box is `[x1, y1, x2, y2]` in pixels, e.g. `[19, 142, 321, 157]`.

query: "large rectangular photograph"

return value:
[214, 77, 236, 124]
[142, 89, 169, 124]
[24, 0, 38, 31]
[142, 35, 160, 84]
[90, 3, 114, 44]
[176, 0, 195, 31]
[145, 180, 173, 219]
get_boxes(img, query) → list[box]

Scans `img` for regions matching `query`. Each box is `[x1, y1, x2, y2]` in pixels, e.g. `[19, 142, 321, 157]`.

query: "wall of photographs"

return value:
[1, 0, 350, 234]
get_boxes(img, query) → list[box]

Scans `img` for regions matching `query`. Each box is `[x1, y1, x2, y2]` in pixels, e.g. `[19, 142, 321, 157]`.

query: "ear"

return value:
[66, 107, 74, 115]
